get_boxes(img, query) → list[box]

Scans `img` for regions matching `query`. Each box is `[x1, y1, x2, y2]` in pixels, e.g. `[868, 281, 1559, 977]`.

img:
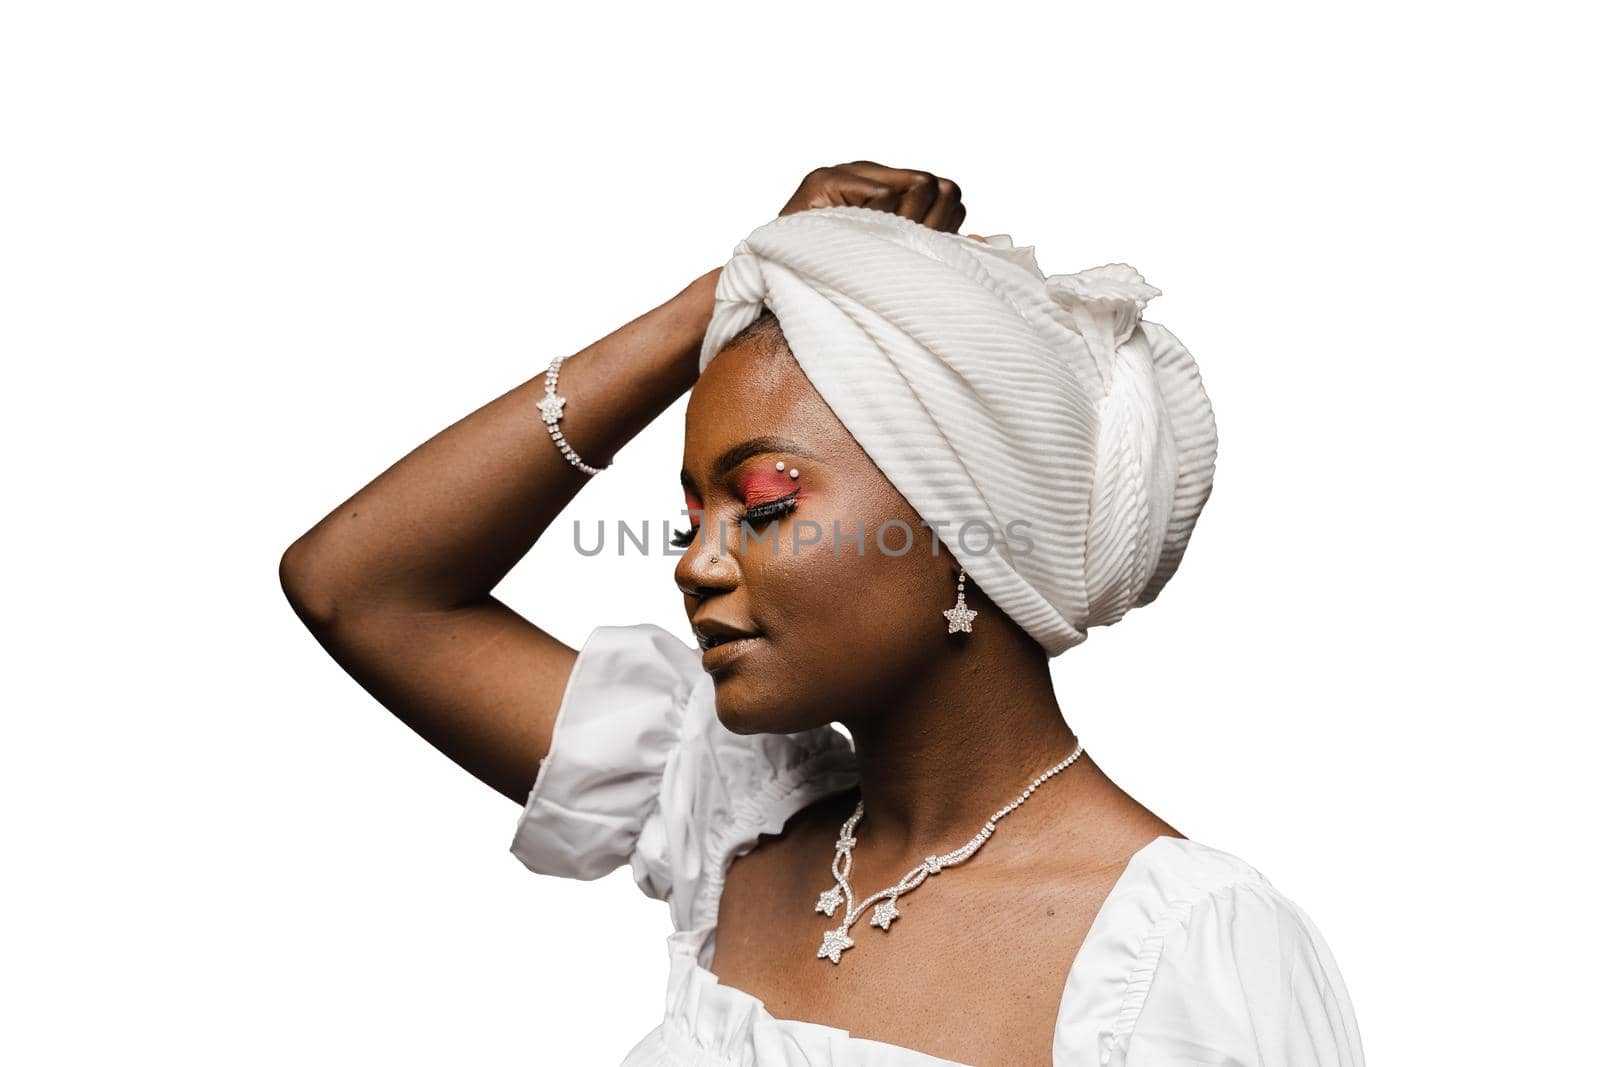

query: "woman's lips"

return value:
[701, 635, 764, 671]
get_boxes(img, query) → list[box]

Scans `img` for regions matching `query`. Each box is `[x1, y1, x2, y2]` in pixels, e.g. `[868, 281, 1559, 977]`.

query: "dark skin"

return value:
[280, 161, 1179, 1066]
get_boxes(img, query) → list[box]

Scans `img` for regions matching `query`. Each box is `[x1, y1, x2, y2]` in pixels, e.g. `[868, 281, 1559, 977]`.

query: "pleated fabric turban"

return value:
[698, 205, 1218, 656]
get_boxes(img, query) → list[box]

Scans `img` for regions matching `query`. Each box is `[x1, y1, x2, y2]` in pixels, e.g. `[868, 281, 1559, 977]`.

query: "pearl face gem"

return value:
[775, 460, 786, 470]
[788, 467, 799, 478]
[818, 926, 854, 964]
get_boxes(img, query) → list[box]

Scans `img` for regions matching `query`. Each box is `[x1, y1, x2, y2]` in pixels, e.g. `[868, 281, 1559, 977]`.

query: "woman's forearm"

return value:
[281, 265, 721, 619]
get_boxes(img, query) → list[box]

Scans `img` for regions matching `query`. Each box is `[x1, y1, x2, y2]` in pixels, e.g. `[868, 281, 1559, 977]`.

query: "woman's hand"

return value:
[779, 161, 967, 233]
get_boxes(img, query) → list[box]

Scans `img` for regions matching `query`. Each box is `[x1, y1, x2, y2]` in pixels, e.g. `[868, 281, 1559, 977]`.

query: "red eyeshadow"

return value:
[683, 489, 703, 521]
[737, 467, 801, 506]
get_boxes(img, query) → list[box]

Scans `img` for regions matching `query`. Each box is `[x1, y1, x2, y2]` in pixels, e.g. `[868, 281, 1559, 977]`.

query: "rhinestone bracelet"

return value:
[537, 355, 609, 476]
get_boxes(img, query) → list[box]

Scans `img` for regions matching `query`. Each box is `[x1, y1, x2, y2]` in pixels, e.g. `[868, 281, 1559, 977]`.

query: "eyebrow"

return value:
[680, 435, 818, 490]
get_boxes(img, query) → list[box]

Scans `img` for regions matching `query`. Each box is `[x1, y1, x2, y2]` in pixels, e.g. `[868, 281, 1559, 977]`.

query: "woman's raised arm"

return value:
[279, 162, 964, 807]
[278, 266, 719, 805]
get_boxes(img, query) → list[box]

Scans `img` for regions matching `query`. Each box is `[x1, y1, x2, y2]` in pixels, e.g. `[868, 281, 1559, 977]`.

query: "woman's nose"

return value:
[674, 529, 738, 598]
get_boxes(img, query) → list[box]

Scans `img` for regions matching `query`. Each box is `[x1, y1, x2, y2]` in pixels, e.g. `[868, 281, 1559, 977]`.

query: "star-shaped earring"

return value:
[816, 886, 843, 917]
[944, 600, 977, 634]
[944, 568, 977, 634]
[818, 926, 854, 964]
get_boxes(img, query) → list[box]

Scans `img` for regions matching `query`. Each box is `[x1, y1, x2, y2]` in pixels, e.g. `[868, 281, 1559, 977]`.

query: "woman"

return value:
[281, 162, 1364, 1066]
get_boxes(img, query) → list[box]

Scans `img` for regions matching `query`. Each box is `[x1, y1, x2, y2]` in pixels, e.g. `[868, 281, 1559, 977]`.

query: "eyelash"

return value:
[670, 492, 800, 548]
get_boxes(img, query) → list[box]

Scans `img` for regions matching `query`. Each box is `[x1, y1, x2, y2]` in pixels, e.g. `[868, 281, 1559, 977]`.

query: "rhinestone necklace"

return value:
[814, 739, 1087, 964]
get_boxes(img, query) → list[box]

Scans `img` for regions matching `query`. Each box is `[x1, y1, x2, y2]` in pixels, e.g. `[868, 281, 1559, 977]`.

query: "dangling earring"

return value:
[943, 567, 977, 634]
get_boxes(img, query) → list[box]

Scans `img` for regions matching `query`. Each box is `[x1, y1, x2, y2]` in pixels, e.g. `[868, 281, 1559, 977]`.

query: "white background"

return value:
[5, 2, 1595, 1063]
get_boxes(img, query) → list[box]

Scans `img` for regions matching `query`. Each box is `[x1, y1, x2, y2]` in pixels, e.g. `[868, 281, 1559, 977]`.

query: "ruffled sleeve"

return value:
[509, 623, 703, 897]
[1116, 878, 1365, 1066]
[509, 622, 858, 933]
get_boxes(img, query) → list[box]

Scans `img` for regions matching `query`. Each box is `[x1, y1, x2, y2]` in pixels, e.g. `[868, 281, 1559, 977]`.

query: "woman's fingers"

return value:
[921, 178, 966, 233]
[841, 161, 942, 223]
[780, 163, 965, 231]
[780, 169, 893, 215]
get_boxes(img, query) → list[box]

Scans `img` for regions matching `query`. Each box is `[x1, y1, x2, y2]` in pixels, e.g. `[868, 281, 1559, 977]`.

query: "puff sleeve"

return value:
[509, 622, 858, 933]
[1116, 879, 1365, 1066]
[509, 623, 703, 902]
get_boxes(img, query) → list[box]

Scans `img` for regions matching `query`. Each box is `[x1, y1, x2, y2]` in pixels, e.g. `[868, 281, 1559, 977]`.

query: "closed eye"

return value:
[671, 492, 800, 549]
[739, 492, 799, 527]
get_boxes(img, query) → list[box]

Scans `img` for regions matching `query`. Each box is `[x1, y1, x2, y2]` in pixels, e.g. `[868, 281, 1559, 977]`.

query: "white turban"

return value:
[698, 206, 1218, 656]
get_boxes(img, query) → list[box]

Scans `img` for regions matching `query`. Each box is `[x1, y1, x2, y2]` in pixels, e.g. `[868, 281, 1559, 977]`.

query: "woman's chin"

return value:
[710, 685, 820, 736]
[711, 695, 783, 735]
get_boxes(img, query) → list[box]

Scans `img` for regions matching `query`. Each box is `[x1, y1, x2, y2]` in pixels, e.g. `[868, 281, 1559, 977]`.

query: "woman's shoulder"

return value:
[1104, 835, 1359, 992]
[1125, 834, 1276, 900]
[1056, 835, 1365, 1066]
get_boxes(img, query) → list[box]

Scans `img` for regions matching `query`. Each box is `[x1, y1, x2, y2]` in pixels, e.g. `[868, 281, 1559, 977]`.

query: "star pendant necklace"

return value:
[814, 738, 1087, 964]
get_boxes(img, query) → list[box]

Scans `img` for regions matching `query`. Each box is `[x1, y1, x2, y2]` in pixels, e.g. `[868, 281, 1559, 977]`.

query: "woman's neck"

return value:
[836, 620, 1081, 862]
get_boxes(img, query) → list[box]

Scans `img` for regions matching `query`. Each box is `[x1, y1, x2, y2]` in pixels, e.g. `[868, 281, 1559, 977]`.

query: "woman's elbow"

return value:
[279, 535, 343, 632]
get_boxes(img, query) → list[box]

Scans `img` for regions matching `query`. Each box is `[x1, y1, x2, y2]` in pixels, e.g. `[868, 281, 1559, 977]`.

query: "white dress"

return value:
[511, 624, 1366, 1066]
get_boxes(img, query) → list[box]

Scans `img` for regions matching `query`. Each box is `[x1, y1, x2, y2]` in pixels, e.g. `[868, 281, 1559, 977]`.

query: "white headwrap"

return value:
[698, 206, 1217, 656]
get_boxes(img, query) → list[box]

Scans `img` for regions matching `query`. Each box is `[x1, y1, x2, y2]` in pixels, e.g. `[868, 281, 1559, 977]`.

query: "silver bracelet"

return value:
[537, 356, 609, 476]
